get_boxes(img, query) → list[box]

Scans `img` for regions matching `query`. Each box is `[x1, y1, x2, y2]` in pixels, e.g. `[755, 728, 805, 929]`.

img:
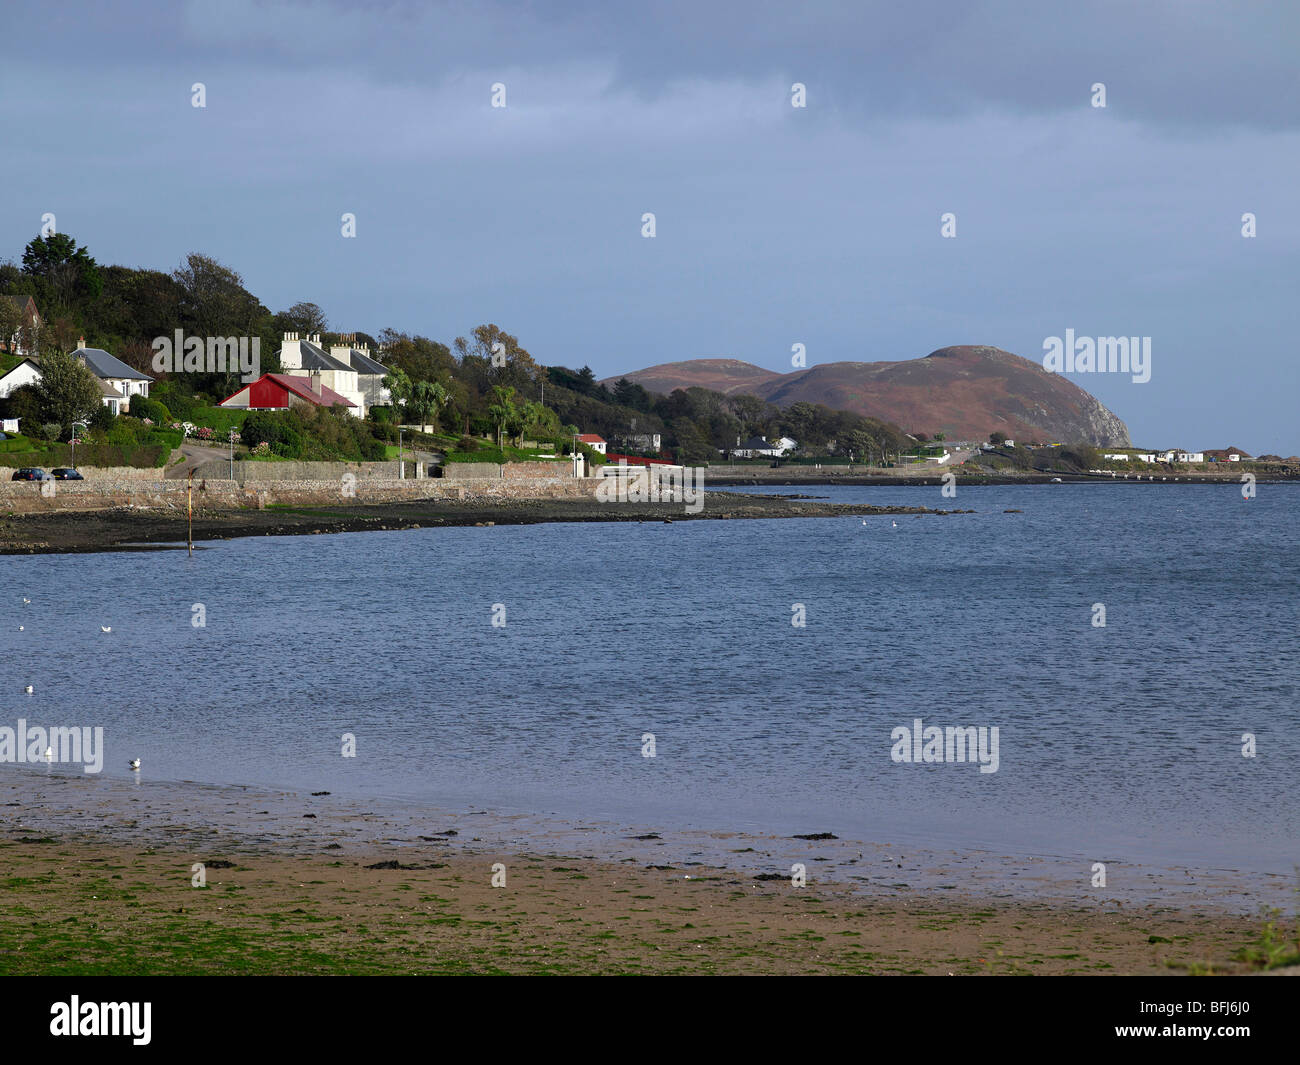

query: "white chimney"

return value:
[309, 370, 322, 396]
[281, 332, 302, 370]
[78, 336, 86, 349]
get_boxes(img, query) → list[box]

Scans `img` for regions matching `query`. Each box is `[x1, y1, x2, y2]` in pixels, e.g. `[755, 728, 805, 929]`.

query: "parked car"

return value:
[11, 468, 52, 481]
[51, 468, 83, 480]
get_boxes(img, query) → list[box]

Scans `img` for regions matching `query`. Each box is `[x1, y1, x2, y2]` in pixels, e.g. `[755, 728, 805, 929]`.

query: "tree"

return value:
[487, 385, 517, 447]
[173, 253, 261, 337]
[274, 302, 329, 336]
[989, 430, 1008, 446]
[33, 350, 103, 435]
[21, 233, 103, 309]
[406, 379, 448, 433]
[381, 369, 413, 422]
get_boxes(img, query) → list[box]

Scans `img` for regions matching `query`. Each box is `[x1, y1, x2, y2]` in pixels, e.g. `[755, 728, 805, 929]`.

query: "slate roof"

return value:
[343, 348, 390, 376]
[293, 340, 354, 373]
[73, 346, 154, 381]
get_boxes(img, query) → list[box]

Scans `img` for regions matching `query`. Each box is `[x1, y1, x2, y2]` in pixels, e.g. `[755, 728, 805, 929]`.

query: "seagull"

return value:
[18, 626, 22, 632]
[21, 598, 30, 605]
[43, 747, 52, 763]
[128, 759, 141, 771]
[24, 685, 33, 694]
[892, 521, 898, 528]
[100, 626, 112, 633]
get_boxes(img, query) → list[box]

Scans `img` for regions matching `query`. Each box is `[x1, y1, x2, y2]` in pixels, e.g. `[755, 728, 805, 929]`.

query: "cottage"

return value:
[219, 372, 355, 412]
[72, 340, 154, 414]
[577, 433, 607, 455]
[733, 435, 796, 458]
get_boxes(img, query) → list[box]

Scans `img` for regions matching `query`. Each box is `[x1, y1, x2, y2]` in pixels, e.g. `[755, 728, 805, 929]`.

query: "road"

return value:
[164, 443, 233, 479]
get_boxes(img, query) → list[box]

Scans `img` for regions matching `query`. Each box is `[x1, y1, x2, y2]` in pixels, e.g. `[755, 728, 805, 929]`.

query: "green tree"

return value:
[33, 349, 103, 435]
[21, 233, 103, 309]
[487, 385, 517, 447]
[406, 379, 448, 433]
[382, 368, 413, 423]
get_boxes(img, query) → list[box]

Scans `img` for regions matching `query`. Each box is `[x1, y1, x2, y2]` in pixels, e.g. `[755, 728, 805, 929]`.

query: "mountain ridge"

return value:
[603, 345, 1131, 446]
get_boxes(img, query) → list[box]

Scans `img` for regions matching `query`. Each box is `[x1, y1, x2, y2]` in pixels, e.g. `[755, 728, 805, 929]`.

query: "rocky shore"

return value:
[0, 492, 965, 555]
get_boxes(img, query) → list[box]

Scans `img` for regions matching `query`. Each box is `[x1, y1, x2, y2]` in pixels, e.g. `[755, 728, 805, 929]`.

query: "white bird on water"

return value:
[22, 597, 30, 605]
[892, 521, 898, 528]
[100, 626, 112, 633]
[44, 747, 52, 763]
[128, 759, 141, 771]
[24, 685, 33, 694]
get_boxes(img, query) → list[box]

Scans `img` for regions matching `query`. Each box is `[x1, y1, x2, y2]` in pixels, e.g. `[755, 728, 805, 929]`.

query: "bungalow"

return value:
[219, 371, 356, 412]
[733, 435, 796, 458]
[1204, 447, 1251, 463]
[577, 433, 607, 455]
[2, 295, 42, 356]
[72, 340, 154, 415]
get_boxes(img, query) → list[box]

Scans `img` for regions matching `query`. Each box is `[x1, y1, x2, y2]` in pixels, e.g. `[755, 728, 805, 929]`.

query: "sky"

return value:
[2, 0, 1297, 451]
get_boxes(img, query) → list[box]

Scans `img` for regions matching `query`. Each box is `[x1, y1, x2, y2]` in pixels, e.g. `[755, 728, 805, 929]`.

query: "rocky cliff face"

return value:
[609, 345, 1132, 446]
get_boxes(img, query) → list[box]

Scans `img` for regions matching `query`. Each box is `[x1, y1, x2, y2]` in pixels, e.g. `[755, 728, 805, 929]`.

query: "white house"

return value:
[0, 357, 42, 399]
[72, 340, 154, 414]
[279, 333, 366, 416]
[577, 433, 607, 454]
[329, 336, 391, 413]
[734, 435, 796, 458]
[1177, 451, 1204, 463]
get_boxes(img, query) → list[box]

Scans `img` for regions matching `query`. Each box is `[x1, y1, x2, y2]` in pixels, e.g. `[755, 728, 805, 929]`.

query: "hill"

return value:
[606, 345, 1131, 446]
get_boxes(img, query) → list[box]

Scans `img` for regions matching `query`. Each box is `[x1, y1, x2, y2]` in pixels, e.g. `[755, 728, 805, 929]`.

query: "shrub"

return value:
[89, 405, 115, 432]
[129, 394, 171, 423]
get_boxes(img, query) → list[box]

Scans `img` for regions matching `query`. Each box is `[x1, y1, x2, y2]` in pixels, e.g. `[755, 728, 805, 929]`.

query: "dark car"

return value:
[51, 468, 83, 480]
[11, 468, 52, 481]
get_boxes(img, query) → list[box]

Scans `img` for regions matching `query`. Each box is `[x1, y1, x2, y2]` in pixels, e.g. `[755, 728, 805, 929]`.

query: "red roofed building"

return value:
[576, 433, 606, 454]
[604, 452, 675, 467]
[219, 372, 356, 411]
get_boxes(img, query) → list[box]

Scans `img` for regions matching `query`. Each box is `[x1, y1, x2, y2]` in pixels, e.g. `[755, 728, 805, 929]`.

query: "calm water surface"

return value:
[3, 483, 1297, 873]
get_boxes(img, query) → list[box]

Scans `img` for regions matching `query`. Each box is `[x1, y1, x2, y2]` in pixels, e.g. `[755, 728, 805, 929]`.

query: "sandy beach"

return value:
[0, 767, 1285, 975]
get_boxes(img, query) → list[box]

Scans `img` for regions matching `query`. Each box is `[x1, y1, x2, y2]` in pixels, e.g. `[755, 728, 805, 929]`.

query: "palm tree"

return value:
[488, 385, 516, 448]
[382, 369, 413, 424]
[407, 380, 448, 434]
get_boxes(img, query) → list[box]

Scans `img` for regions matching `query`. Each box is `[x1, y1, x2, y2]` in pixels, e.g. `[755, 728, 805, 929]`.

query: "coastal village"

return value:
[1, 288, 1292, 506]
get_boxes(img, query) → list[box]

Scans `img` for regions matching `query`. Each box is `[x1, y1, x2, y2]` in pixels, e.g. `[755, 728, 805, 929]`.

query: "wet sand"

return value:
[0, 768, 1285, 975]
[0, 493, 963, 555]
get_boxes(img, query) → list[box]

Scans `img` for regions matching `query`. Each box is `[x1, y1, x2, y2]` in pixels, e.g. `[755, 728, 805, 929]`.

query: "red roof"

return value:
[604, 452, 676, 466]
[577, 433, 605, 443]
[221, 373, 355, 409]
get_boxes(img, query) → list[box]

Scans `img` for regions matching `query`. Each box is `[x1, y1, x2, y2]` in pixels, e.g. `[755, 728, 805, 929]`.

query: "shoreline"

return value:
[0, 767, 1277, 974]
[0, 492, 965, 555]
